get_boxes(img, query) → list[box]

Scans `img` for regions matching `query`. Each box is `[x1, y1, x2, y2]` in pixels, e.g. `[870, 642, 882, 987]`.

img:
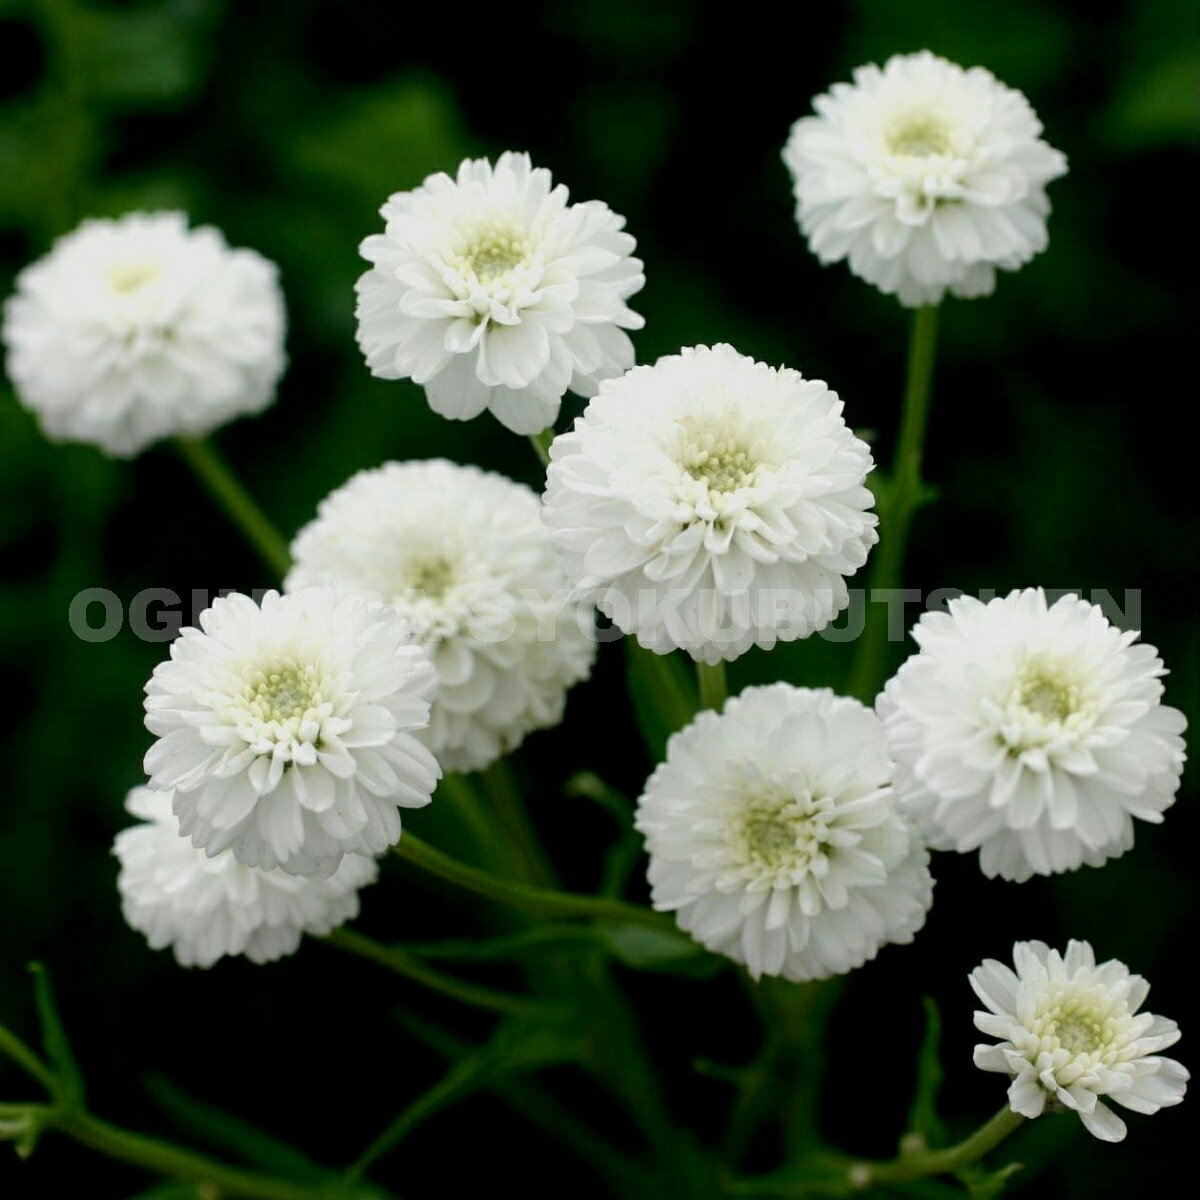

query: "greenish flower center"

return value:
[463, 230, 530, 281]
[1019, 671, 1076, 722]
[889, 115, 952, 158]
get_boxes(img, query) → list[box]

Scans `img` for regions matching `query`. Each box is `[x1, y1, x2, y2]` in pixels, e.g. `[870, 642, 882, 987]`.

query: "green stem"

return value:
[529, 428, 554, 467]
[727, 1106, 1024, 1196]
[394, 833, 668, 930]
[856, 1106, 1024, 1187]
[0, 1023, 57, 1096]
[175, 438, 291, 579]
[437, 773, 503, 864]
[346, 1055, 490, 1179]
[696, 661, 728, 712]
[482, 759, 557, 885]
[322, 927, 545, 1017]
[848, 304, 940, 702]
[9, 1104, 382, 1199]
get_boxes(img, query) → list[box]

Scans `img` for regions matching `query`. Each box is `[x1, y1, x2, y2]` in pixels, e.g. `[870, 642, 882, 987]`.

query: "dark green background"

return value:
[1, 0, 1195, 1196]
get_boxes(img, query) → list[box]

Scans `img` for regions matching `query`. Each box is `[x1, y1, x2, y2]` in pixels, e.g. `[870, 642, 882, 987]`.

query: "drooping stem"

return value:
[175, 438, 292, 579]
[696, 660, 728, 712]
[848, 304, 940, 703]
[394, 833, 668, 930]
[321, 927, 548, 1017]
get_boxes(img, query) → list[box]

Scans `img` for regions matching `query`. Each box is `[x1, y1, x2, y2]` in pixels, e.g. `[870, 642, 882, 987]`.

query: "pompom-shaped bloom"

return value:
[542, 344, 877, 664]
[286, 460, 596, 773]
[783, 51, 1067, 306]
[114, 787, 377, 968]
[635, 685, 933, 981]
[144, 587, 440, 878]
[879, 589, 1186, 882]
[356, 151, 644, 435]
[972, 940, 1187, 1142]
[3, 211, 286, 456]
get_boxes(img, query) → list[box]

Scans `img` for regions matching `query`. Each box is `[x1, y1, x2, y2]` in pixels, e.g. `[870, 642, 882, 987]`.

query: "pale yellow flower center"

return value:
[732, 792, 821, 874]
[888, 114, 953, 158]
[244, 662, 323, 725]
[461, 229, 531, 282]
[109, 261, 161, 295]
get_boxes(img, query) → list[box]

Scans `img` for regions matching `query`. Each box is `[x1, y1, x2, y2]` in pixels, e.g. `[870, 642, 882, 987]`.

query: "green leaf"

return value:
[624, 640, 698, 760]
[907, 996, 946, 1146]
[143, 1072, 327, 1181]
[596, 922, 723, 978]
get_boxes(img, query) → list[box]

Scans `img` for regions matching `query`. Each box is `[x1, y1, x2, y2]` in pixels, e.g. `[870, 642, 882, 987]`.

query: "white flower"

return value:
[972, 940, 1187, 1141]
[783, 51, 1067, 307]
[355, 151, 644, 435]
[144, 587, 440, 878]
[3, 211, 286, 456]
[878, 589, 1186, 882]
[286, 459, 596, 773]
[114, 787, 377, 968]
[541, 344, 878, 664]
[635, 684, 933, 982]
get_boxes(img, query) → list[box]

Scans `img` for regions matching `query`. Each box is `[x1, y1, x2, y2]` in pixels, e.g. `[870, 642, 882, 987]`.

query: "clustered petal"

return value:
[541, 344, 878, 663]
[355, 151, 644, 435]
[972, 940, 1187, 1141]
[635, 684, 933, 981]
[3, 211, 286, 456]
[879, 589, 1186, 881]
[286, 459, 596, 773]
[783, 51, 1067, 306]
[144, 587, 441, 878]
[114, 787, 377, 968]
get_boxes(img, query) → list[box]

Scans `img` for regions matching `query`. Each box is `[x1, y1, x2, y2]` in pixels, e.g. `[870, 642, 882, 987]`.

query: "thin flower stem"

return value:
[0, 1023, 58, 1096]
[7, 1104, 385, 1200]
[175, 437, 292, 578]
[345, 1054, 491, 1179]
[849, 304, 940, 703]
[322, 927, 547, 1017]
[696, 660, 728, 711]
[529, 428, 554, 467]
[727, 1105, 1024, 1196]
[394, 832, 667, 930]
[482, 759, 557, 885]
[860, 1105, 1024, 1186]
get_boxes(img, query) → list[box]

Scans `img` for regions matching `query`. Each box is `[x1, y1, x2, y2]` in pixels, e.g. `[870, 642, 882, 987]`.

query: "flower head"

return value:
[114, 787, 377, 968]
[144, 587, 440, 878]
[355, 151, 644, 435]
[286, 460, 596, 773]
[972, 940, 1187, 1141]
[878, 589, 1187, 881]
[541, 344, 877, 663]
[635, 684, 933, 981]
[783, 51, 1067, 306]
[3, 211, 286, 456]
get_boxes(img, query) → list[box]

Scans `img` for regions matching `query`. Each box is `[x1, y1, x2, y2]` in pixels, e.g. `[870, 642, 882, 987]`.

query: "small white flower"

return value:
[879, 589, 1186, 882]
[635, 685, 933, 982]
[355, 151, 644, 435]
[114, 787, 377, 968]
[972, 940, 1187, 1142]
[144, 587, 440, 878]
[783, 51, 1067, 307]
[3, 211, 286, 456]
[286, 459, 596, 773]
[541, 344, 878, 663]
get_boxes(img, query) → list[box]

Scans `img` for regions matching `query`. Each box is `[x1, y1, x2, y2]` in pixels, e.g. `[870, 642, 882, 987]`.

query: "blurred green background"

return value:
[1, 0, 1196, 1195]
